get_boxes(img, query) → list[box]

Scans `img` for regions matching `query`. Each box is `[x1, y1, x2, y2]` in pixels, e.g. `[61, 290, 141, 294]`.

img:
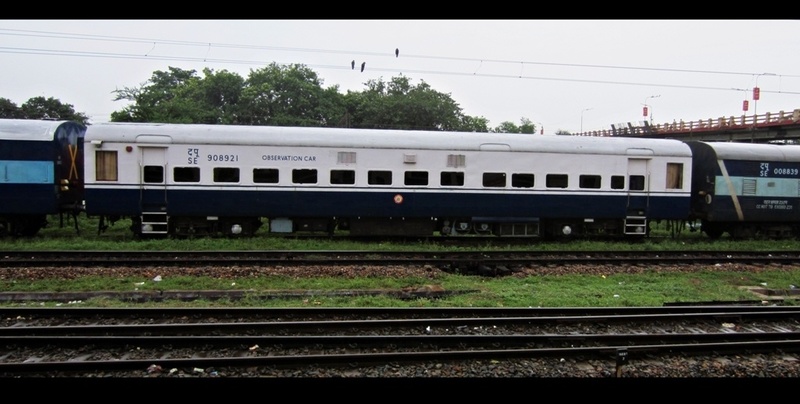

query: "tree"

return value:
[518, 118, 536, 134]
[105, 63, 524, 132]
[457, 115, 490, 132]
[111, 64, 345, 127]
[1, 96, 89, 124]
[0, 98, 23, 119]
[343, 75, 480, 131]
[492, 118, 536, 134]
[111, 67, 208, 123]
[238, 63, 344, 127]
[493, 121, 520, 133]
[198, 68, 246, 125]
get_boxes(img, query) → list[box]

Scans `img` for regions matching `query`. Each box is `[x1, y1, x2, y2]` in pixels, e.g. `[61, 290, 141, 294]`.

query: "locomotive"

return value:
[2, 118, 799, 240]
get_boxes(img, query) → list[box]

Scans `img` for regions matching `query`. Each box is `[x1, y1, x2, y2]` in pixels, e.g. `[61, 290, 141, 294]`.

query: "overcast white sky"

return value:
[1, 19, 798, 134]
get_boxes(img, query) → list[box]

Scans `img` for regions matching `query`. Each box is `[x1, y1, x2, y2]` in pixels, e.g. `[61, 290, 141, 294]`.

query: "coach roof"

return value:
[0, 119, 76, 141]
[692, 141, 800, 161]
[85, 122, 692, 157]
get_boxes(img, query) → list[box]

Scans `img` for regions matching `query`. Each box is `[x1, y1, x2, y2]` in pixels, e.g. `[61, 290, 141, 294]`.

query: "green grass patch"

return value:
[2, 268, 798, 308]
[2, 215, 800, 308]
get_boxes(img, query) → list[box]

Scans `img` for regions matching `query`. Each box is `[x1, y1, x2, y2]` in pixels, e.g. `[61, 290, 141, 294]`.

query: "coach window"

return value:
[483, 172, 506, 188]
[293, 169, 317, 184]
[331, 169, 355, 185]
[174, 167, 200, 183]
[629, 175, 645, 191]
[546, 174, 568, 189]
[579, 174, 601, 189]
[404, 171, 428, 186]
[511, 173, 534, 188]
[213, 167, 240, 183]
[253, 168, 279, 184]
[368, 170, 392, 185]
[143, 166, 163, 184]
[611, 175, 625, 190]
[666, 163, 683, 189]
[441, 171, 464, 186]
[95, 150, 118, 181]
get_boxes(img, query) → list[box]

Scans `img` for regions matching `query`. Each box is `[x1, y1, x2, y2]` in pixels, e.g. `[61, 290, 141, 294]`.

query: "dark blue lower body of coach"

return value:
[85, 186, 690, 238]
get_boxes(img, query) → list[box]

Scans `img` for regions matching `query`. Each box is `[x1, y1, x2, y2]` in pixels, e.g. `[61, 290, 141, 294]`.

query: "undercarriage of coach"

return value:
[541, 218, 638, 239]
[699, 220, 799, 240]
[438, 216, 645, 239]
[439, 218, 540, 237]
[95, 213, 654, 240]
[0, 215, 48, 237]
[170, 216, 263, 238]
[120, 215, 264, 238]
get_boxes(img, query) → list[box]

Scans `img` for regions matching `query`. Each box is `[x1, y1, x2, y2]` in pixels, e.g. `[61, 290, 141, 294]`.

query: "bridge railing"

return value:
[576, 108, 800, 137]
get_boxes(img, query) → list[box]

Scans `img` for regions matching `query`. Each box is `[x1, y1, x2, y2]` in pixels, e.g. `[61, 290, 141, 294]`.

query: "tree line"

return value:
[1, 63, 545, 134]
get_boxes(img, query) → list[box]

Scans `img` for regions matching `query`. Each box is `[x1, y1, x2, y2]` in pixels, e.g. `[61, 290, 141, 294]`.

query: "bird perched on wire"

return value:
[395, 48, 399, 57]
[351, 60, 355, 70]
[361, 62, 365, 72]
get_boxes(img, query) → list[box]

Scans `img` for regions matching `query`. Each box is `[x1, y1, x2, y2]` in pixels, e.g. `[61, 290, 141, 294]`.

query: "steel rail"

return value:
[2, 339, 799, 374]
[2, 310, 799, 336]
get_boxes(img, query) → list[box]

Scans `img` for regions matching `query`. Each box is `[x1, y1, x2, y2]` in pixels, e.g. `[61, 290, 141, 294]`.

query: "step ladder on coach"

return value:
[624, 216, 647, 235]
[140, 209, 169, 235]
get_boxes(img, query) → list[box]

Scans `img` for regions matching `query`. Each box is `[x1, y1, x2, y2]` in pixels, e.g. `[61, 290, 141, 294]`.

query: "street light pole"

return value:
[581, 108, 593, 134]
[643, 95, 660, 125]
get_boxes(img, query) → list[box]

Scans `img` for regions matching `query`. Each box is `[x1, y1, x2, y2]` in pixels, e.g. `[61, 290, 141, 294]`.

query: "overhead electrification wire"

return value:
[0, 28, 798, 96]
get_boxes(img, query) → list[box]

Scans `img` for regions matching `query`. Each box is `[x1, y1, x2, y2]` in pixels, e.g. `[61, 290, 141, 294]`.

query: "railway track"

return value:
[3, 250, 800, 268]
[0, 306, 798, 377]
[2, 250, 799, 304]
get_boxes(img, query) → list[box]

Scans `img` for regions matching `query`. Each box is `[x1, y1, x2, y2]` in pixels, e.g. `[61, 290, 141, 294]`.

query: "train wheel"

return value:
[474, 223, 492, 235]
[454, 220, 472, 234]
[702, 222, 724, 239]
[129, 217, 144, 237]
[8, 216, 46, 237]
[731, 226, 755, 240]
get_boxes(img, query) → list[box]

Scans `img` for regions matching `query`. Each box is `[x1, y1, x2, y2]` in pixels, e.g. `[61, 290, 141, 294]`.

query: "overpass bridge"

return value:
[576, 108, 800, 143]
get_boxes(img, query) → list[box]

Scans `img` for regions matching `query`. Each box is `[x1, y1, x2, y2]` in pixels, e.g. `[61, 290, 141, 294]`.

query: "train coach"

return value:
[7, 118, 800, 241]
[686, 140, 800, 239]
[82, 121, 694, 239]
[0, 119, 85, 236]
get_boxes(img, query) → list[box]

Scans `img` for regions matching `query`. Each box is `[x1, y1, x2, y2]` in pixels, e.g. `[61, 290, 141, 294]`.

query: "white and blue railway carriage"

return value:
[84, 122, 693, 238]
[687, 141, 800, 239]
[0, 119, 85, 236]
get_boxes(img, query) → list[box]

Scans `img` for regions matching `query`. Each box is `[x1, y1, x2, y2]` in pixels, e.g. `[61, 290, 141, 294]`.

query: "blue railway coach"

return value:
[0, 119, 86, 236]
[686, 141, 800, 239]
[83, 122, 693, 238]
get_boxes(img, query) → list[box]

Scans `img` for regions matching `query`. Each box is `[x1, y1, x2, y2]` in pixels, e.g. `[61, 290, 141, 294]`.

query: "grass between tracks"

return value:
[0, 215, 799, 308]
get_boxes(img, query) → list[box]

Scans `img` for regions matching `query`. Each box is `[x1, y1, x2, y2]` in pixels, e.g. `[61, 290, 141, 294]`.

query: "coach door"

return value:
[625, 157, 650, 235]
[139, 146, 168, 234]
